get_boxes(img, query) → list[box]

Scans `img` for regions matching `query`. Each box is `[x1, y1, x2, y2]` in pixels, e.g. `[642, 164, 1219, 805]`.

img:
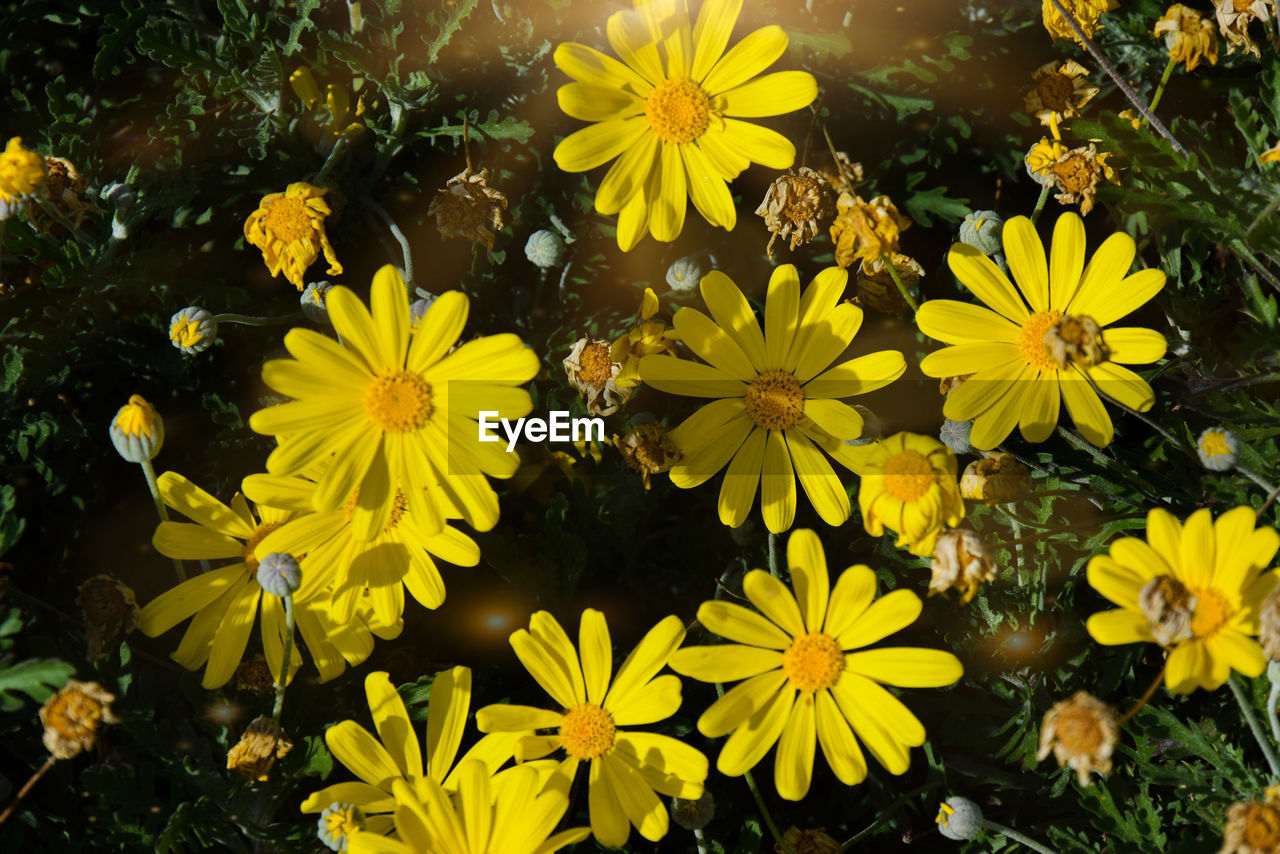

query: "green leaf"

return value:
[0, 658, 75, 707]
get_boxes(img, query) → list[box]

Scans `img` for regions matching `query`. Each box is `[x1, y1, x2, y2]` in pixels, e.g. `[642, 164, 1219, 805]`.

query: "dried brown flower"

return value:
[1138, 575, 1197, 646]
[1214, 0, 1279, 57]
[227, 715, 293, 782]
[960, 453, 1031, 505]
[1044, 314, 1110, 368]
[930, 529, 996, 604]
[565, 337, 630, 416]
[76, 575, 139, 661]
[613, 424, 683, 489]
[1037, 690, 1119, 786]
[428, 166, 508, 249]
[1220, 786, 1280, 853]
[854, 253, 924, 315]
[755, 167, 837, 258]
[40, 680, 120, 759]
[777, 826, 841, 854]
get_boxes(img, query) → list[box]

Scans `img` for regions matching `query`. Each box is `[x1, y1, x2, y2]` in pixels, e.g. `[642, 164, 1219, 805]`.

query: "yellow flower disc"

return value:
[745, 370, 805, 431]
[363, 372, 434, 432]
[559, 702, 617, 759]
[883, 450, 937, 502]
[781, 632, 845, 693]
[645, 78, 711, 144]
[1017, 310, 1063, 371]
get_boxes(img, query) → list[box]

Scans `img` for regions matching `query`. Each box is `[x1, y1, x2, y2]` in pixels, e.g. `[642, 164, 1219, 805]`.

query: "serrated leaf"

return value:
[0, 658, 75, 705]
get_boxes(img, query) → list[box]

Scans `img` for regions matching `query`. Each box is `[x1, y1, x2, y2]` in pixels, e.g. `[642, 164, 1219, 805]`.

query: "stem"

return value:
[1258, 482, 1280, 520]
[1042, 0, 1187, 156]
[272, 594, 296, 720]
[1269, 672, 1280, 751]
[744, 768, 797, 854]
[1146, 57, 1178, 117]
[821, 123, 855, 191]
[693, 828, 709, 854]
[1030, 185, 1052, 225]
[880, 252, 919, 312]
[1238, 464, 1280, 497]
[364, 197, 415, 290]
[982, 820, 1060, 854]
[213, 311, 303, 326]
[1117, 666, 1166, 725]
[1229, 673, 1280, 779]
[767, 532, 780, 578]
[1078, 369, 1190, 454]
[141, 459, 185, 583]
[313, 135, 350, 187]
[1245, 191, 1280, 244]
[1055, 425, 1163, 496]
[0, 755, 57, 826]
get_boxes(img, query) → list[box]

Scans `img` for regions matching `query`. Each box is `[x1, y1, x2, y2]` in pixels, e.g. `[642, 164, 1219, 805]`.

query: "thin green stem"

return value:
[1146, 57, 1178, 117]
[1268, 670, 1280, 750]
[1258, 483, 1280, 520]
[767, 532, 780, 578]
[880, 252, 919, 312]
[838, 784, 934, 849]
[745, 768, 797, 854]
[982, 820, 1059, 854]
[1030, 184, 1052, 225]
[212, 311, 303, 326]
[1229, 673, 1280, 779]
[1244, 192, 1280, 244]
[364, 197, 415, 289]
[141, 459, 185, 582]
[1078, 369, 1193, 457]
[1238, 464, 1280, 497]
[272, 594, 296, 720]
[1116, 666, 1166, 726]
[313, 135, 350, 186]
[693, 828, 709, 854]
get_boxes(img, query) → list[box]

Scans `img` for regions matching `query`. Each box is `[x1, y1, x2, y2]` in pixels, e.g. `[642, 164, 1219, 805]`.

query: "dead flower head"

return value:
[613, 423, 683, 489]
[1044, 313, 1110, 368]
[930, 528, 997, 604]
[1214, 0, 1279, 58]
[41, 679, 120, 759]
[1156, 5, 1220, 70]
[565, 336, 631, 416]
[227, 715, 294, 782]
[819, 150, 864, 195]
[1220, 786, 1280, 854]
[831, 193, 911, 269]
[1037, 690, 1119, 786]
[235, 654, 278, 694]
[428, 166, 508, 250]
[755, 167, 837, 257]
[960, 453, 1031, 505]
[1032, 142, 1120, 216]
[855, 253, 924, 315]
[777, 827, 841, 854]
[1139, 574, 1197, 646]
[76, 575, 139, 661]
[1024, 60, 1099, 139]
[1042, 0, 1118, 43]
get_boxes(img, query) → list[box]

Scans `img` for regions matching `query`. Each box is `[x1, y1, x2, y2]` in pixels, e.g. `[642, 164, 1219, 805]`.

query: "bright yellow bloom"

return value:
[476, 610, 708, 848]
[638, 266, 905, 533]
[290, 67, 369, 141]
[612, 287, 678, 387]
[916, 213, 1168, 449]
[843, 432, 965, 558]
[552, 0, 817, 250]
[243, 182, 343, 290]
[670, 529, 964, 799]
[1261, 141, 1280, 164]
[346, 765, 590, 854]
[1042, 0, 1117, 42]
[137, 472, 374, 687]
[0, 137, 46, 202]
[302, 669, 530, 838]
[1156, 5, 1220, 70]
[1086, 506, 1280, 694]
[1023, 60, 1099, 139]
[1025, 137, 1069, 179]
[243, 469, 479, 629]
[248, 266, 539, 541]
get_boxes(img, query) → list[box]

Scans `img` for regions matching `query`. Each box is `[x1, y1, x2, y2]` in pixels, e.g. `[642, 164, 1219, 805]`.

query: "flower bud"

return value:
[525, 229, 567, 269]
[939, 418, 973, 455]
[666, 255, 707, 293]
[958, 210, 1004, 256]
[169, 307, 218, 355]
[1196, 426, 1239, 472]
[301, 281, 334, 324]
[318, 802, 366, 851]
[844, 404, 883, 447]
[670, 791, 714, 831]
[936, 796, 984, 841]
[109, 394, 164, 463]
[256, 552, 301, 597]
[410, 294, 437, 328]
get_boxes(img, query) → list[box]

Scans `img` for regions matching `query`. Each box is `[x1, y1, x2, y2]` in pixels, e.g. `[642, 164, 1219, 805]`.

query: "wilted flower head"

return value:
[565, 336, 630, 416]
[777, 827, 840, 854]
[76, 575, 139, 661]
[39, 155, 98, 230]
[850, 431, 965, 557]
[613, 423, 683, 489]
[1037, 690, 1119, 786]
[109, 394, 164, 463]
[0, 137, 46, 204]
[318, 802, 366, 852]
[1261, 588, 1280, 661]
[300, 281, 334, 324]
[1042, 0, 1117, 42]
[831, 193, 911, 269]
[1157, 5, 1220, 70]
[1219, 786, 1280, 854]
[1043, 313, 1110, 368]
[169, 307, 218, 355]
[936, 796, 985, 841]
[667, 255, 707, 293]
[818, 150, 864, 195]
[1024, 60, 1099, 138]
[1214, 0, 1278, 57]
[244, 182, 343, 290]
[961, 453, 1031, 505]
[1026, 137, 1069, 180]
[1197, 426, 1239, 471]
[525, 228, 567, 269]
[227, 715, 293, 782]
[428, 166, 507, 250]
[612, 288, 678, 387]
[930, 529, 996, 604]
[235, 655, 276, 694]
[41, 680, 120, 759]
[755, 167, 837, 257]
[958, 210, 1004, 256]
[1031, 142, 1120, 216]
[854, 253, 923, 315]
[671, 791, 715, 831]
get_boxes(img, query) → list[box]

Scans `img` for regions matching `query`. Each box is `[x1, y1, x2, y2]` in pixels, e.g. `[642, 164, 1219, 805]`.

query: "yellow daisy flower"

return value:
[247, 265, 539, 541]
[243, 181, 343, 291]
[916, 213, 1168, 449]
[1086, 506, 1280, 694]
[137, 472, 373, 688]
[302, 668, 531, 842]
[1262, 141, 1280, 164]
[346, 765, 590, 854]
[0, 137, 46, 203]
[844, 432, 965, 558]
[243, 469, 479, 630]
[638, 266, 906, 533]
[476, 610, 709, 848]
[552, 0, 817, 250]
[669, 529, 964, 800]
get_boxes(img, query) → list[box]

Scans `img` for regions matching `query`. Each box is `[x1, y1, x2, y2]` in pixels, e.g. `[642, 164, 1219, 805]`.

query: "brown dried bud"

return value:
[1220, 787, 1280, 854]
[854, 253, 924, 315]
[1037, 691, 1119, 786]
[613, 424, 683, 489]
[427, 167, 508, 250]
[960, 453, 1031, 505]
[818, 150, 863, 195]
[40, 680, 120, 760]
[754, 167, 837, 258]
[565, 337, 630, 417]
[930, 529, 996, 604]
[235, 654, 277, 694]
[1138, 575, 1197, 647]
[227, 715, 293, 782]
[1044, 314, 1110, 369]
[777, 827, 841, 854]
[76, 575, 139, 661]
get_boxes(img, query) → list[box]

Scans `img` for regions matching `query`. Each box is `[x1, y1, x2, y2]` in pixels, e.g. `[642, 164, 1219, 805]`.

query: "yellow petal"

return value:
[719, 70, 816, 117]
[946, 243, 1031, 323]
[815, 689, 867, 785]
[1104, 327, 1167, 365]
[425, 666, 469, 784]
[1048, 211, 1086, 310]
[669, 644, 783, 682]
[699, 271, 768, 370]
[836, 589, 921, 650]
[773, 693, 817, 800]
[697, 669, 787, 737]
[579, 609, 613, 707]
[718, 426, 766, 528]
[760, 429, 797, 534]
[915, 300, 1022, 345]
[743, 569, 805, 637]
[703, 25, 788, 93]
[1002, 216, 1049, 312]
[843, 648, 963, 687]
[785, 430, 850, 527]
[716, 683, 794, 777]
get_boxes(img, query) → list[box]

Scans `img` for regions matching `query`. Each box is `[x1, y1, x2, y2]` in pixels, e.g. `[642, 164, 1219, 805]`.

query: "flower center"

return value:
[1017, 310, 1064, 372]
[1200, 429, 1233, 457]
[170, 316, 206, 348]
[781, 632, 845, 693]
[645, 78, 711, 145]
[321, 804, 365, 848]
[559, 703, 616, 759]
[883, 450, 937, 502]
[1190, 586, 1231, 638]
[1051, 154, 1096, 194]
[1245, 802, 1280, 849]
[263, 196, 313, 243]
[341, 488, 408, 531]
[47, 691, 106, 741]
[364, 371, 433, 432]
[243, 523, 283, 574]
[744, 370, 805, 431]
[1038, 74, 1076, 112]
[577, 342, 615, 387]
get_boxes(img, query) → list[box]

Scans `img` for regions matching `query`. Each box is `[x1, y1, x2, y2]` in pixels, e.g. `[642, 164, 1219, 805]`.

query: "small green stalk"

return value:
[1229, 673, 1280, 779]
[1146, 57, 1178, 117]
[365, 197, 415, 290]
[767, 532, 780, 578]
[880, 252, 919, 312]
[1030, 185, 1052, 225]
[140, 459, 184, 582]
[213, 311, 303, 326]
[313, 135, 350, 186]
[982, 820, 1060, 854]
[745, 768, 798, 854]
[272, 594, 296, 720]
